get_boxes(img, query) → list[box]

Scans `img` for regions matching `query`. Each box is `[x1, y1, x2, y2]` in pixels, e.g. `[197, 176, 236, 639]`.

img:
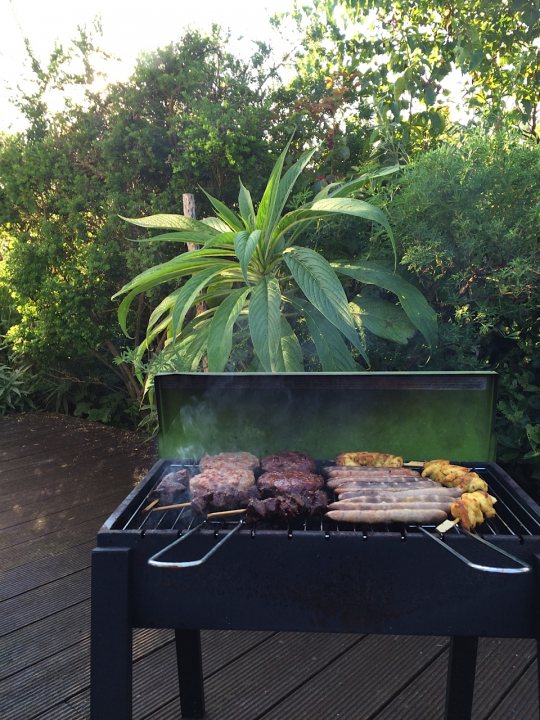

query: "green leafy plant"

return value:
[0, 359, 36, 414]
[114, 142, 437, 389]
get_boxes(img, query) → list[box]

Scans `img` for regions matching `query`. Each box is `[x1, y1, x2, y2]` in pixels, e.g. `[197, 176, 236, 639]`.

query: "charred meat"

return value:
[261, 451, 316, 473]
[247, 490, 327, 523]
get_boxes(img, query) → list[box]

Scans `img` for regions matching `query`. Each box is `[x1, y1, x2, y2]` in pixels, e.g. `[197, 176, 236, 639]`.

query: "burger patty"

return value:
[199, 451, 259, 471]
[190, 465, 255, 495]
[257, 469, 323, 496]
[260, 451, 316, 473]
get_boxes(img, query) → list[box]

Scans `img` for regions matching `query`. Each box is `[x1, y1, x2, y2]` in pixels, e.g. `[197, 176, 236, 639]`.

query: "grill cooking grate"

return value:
[116, 461, 540, 539]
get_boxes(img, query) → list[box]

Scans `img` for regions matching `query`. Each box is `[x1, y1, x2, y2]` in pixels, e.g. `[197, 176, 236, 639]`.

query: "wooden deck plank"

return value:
[258, 634, 446, 720]
[0, 568, 90, 636]
[68, 629, 277, 720]
[0, 490, 126, 550]
[372, 637, 538, 720]
[0, 541, 93, 601]
[489, 661, 539, 720]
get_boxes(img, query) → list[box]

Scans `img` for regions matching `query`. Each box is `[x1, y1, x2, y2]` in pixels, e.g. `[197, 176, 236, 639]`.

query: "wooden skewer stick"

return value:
[143, 499, 160, 512]
[403, 460, 425, 467]
[151, 501, 192, 512]
[206, 508, 247, 519]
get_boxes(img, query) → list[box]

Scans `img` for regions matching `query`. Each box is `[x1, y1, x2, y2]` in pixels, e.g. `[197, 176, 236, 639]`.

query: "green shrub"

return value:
[385, 131, 540, 485]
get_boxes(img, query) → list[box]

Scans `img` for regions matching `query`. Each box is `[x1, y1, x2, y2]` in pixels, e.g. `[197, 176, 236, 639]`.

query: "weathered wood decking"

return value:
[0, 412, 538, 719]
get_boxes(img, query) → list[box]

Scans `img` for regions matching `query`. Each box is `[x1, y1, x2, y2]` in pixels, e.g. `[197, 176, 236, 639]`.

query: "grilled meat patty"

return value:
[257, 469, 323, 497]
[190, 465, 255, 495]
[247, 489, 328, 523]
[191, 485, 259, 513]
[199, 452, 259, 472]
[261, 451, 316, 473]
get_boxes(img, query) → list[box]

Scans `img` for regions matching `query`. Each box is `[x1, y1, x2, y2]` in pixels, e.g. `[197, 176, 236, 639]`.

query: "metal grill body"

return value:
[90, 373, 540, 720]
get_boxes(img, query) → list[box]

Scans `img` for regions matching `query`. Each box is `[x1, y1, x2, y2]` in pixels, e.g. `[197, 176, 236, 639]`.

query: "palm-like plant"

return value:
[114, 141, 437, 388]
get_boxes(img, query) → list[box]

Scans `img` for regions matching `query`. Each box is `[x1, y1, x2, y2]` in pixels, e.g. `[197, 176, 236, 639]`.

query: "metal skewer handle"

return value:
[418, 526, 531, 574]
[148, 520, 243, 569]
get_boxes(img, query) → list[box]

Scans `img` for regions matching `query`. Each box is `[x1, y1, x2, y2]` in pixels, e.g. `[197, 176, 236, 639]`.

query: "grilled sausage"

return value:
[337, 489, 462, 502]
[326, 508, 448, 524]
[325, 467, 420, 478]
[328, 500, 452, 511]
[329, 480, 439, 493]
[326, 476, 434, 490]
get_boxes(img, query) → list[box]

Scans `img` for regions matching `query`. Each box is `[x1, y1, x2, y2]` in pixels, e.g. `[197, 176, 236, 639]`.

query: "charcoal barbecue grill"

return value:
[90, 372, 540, 720]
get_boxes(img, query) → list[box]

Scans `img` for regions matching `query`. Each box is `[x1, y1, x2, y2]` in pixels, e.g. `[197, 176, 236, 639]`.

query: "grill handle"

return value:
[418, 526, 531, 574]
[147, 520, 243, 569]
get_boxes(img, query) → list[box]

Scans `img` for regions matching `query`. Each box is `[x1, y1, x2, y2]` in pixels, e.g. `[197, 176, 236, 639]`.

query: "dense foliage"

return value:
[0, 28, 275, 423]
[0, 18, 538, 490]
[380, 132, 539, 484]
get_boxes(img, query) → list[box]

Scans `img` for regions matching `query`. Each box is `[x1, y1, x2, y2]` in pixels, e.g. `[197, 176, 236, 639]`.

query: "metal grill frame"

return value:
[91, 460, 540, 720]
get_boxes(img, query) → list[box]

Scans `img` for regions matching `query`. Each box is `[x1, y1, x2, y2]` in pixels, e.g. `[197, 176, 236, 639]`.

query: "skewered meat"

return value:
[450, 491, 497, 530]
[327, 508, 447, 524]
[246, 490, 327, 523]
[191, 485, 259, 514]
[258, 469, 323, 496]
[199, 452, 259, 471]
[421, 460, 488, 492]
[335, 452, 403, 467]
[157, 468, 189, 494]
[261, 451, 316, 473]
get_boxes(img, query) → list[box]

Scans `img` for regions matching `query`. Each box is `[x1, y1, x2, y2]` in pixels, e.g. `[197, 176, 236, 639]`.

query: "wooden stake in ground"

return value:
[182, 192, 207, 369]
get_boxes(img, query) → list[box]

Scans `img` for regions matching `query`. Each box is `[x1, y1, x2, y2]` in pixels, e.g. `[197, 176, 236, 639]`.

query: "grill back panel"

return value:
[155, 372, 497, 461]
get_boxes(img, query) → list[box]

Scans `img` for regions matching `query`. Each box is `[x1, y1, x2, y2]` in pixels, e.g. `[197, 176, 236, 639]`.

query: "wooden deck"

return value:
[0, 412, 538, 720]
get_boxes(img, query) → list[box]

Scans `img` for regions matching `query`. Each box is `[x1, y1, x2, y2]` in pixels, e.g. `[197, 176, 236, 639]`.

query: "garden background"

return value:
[0, 0, 538, 493]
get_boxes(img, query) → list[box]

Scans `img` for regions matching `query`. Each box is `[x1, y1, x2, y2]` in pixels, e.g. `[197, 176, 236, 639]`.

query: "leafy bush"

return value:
[385, 131, 540, 485]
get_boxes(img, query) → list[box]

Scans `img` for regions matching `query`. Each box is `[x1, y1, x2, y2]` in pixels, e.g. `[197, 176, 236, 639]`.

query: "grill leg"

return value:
[445, 636, 478, 720]
[91, 547, 132, 720]
[175, 629, 205, 718]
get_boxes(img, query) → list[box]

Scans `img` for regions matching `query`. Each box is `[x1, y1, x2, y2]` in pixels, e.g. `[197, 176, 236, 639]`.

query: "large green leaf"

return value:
[207, 287, 251, 371]
[114, 258, 237, 335]
[271, 148, 316, 228]
[201, 189, 244, 231]
[171, 264, 231, 338]
[120, 214, 218, 238]
[238, 178, 255, 230]
[311, 197, 395, 258]
[255, 138, 292, 233]
[248, 276, 282, 371]
[202, 231, 236, 249]
[132, 315, 171, 382]
[278, 317, 304, 372]
[234, 229, 262, 284]
[350, 294, 416, 344]
[284, 246, 366, 359]
[147, 289, 181, 333]
[200, 216, 231, 232]
[314, 165, 400, 200]
[332, 261, 438, 349]
[127, 231, 209, 244]
[113, 250, 236, 298]
[297, 300, 359, 371]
